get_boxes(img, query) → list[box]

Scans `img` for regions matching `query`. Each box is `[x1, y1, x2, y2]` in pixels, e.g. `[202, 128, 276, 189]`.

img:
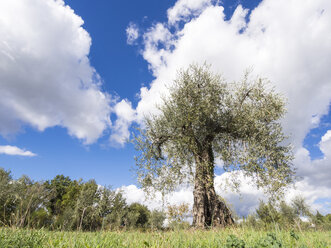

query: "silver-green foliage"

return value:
[134, 64, 294, 196]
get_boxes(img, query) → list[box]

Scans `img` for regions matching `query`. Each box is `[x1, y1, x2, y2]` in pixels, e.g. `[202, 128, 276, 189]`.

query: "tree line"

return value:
[242, 198, 331, 231]
[0, 168, 165, 231]
[0, 167, 330, 231]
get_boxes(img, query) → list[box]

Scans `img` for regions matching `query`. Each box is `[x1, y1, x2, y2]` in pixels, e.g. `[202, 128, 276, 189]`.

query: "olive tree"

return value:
[134, 64, 294, 228]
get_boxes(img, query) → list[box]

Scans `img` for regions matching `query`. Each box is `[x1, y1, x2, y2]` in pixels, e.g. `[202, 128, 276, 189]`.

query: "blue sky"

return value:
[0, 0, 330, 215]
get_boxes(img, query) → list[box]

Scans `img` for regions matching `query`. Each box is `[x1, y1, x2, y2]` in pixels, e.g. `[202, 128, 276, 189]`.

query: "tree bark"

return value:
[192, 146, 234, 228]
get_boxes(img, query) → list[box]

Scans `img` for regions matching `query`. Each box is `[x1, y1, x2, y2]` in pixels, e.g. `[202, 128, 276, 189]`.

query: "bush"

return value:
[225, 234, 245, 248]
[149, 210, 166, 230]
[124, 203, 150, 229]
[255, 233, 282, 248]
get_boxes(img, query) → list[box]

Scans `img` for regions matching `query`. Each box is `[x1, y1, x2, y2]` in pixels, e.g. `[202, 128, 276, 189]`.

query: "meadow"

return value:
[1, 228, 330, 248]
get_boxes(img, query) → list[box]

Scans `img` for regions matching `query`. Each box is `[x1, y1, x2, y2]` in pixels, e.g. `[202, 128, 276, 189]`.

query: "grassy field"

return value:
[0, 228, 330, 248]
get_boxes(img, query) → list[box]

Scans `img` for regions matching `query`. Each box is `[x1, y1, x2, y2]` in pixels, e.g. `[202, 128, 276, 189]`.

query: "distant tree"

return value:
[124, 203, 150, 229]
[45, 175, 73, 216]
[167, 203, 191, 230]
[61, 179, 82, 211]
[279, 201, 296, 227]
[30, 208, 52, 229]
[149, 210, 166, 230]
[323, 213, 331, 230]
[325, 214, 331, 223]
[44, 175, 84, 230]
[0, 168, 19, 227]
[313, 211, 325, 226]
[74, 180, 99, 231]
[96, 186, 115, 230]
[134, 64, 294, 228]
[0, 168, 14, 226]
[11, 176, 50, 228]
[105, 191, 127, 230]
[0, 169, 135, 231]
[291, 196, 311, 217]
[256, 201, 280, 226]
[167, 203, 190, 223]
[244, 214, 258, 229]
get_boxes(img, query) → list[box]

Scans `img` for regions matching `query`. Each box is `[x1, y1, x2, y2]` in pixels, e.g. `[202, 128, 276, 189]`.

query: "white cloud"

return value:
[0, 145, 36, 157]
[295, 130, 331, 190]
[321, 130, 331, 147]
[167, 0, 212, 25]
[0, 0, 112, 144]
[136, 0, 331, 149]
[127, 0, 331, 215]
[126, 22, 139, 45]
[110, 99, 136, 146]
[120, 184, 193, 211]
[142, 23, 174, 74]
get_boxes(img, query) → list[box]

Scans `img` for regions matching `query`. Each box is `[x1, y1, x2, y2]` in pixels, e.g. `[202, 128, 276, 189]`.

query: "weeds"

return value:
[0, 228, 330, 248]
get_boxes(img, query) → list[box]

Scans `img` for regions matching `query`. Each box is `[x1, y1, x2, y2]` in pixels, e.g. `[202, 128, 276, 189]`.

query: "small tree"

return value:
[279, 201, 296, 227]
[291, 196, 311, 217]
[167, 203, 190, 223]
[0, 168, 15, 226]
[105, 191, 127, 230]
[256, 200, 280, 226]
[134, 64, 294, 228]
[149, 210, 166, 230]
[74, 180, 99, 231]
[11, 176, 50, 228]
[124, 203, 150, 229]
[167, 203, 191, 229]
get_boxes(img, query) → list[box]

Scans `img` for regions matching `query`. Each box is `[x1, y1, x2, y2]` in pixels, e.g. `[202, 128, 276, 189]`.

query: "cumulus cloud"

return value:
[126, 22, 139, 45]
[0, 145, 36, 157]
[126, 0, 331, 215]
[110, 99, 136, 146]
[120, 184, 193, 211]
[294, 130, 331, 190]
[136, 0, 331, 149]
[0, 0, 111, 144]
[167, 0, 212, 25]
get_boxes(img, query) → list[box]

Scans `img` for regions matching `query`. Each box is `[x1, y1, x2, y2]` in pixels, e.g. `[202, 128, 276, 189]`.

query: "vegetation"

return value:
[1, 167, 331, 247]
[0, 228, 330, 248]
[0, 168, 165, 231]
[167, 203, 191, 230]
[134, 64, 294, 228]
[242, 197, 331, 231]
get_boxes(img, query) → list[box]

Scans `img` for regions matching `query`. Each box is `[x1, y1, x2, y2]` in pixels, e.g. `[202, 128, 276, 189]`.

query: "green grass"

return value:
[0, 228, 330, 247]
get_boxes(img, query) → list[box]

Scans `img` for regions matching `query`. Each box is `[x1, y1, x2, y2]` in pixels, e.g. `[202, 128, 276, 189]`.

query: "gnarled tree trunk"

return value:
[192, 146, 234, 228]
